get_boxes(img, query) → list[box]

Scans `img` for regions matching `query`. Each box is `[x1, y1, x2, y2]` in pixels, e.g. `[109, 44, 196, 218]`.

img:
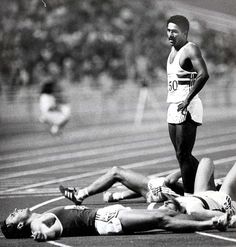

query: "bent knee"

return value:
[110, 166, 124, 177]
[200, 157, 212, 165]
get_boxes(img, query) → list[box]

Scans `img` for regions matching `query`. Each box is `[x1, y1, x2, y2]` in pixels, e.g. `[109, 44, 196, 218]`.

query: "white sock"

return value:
[112, 192, 124, 201]
[76, 188, 89, 200]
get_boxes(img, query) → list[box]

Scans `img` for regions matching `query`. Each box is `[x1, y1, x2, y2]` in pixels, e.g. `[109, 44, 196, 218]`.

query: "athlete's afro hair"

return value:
[167, 15, 189, 32]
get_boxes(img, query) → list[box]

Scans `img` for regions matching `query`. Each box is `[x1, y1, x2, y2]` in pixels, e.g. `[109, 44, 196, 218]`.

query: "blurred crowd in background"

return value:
[0, 0, 236, 124]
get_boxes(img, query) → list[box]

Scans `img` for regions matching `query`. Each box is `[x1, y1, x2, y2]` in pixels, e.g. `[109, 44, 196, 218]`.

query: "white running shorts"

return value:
[167, 97, 203, 124]
[95, 205, 130, 235]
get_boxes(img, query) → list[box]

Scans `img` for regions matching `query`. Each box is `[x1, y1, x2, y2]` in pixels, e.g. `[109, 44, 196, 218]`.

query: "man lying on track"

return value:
[148, 158, 236, 227]
[0, 203, 230, 241]
[59, 158, 223, 205]
[59, 158, 236, 226]
[59, 165, 182, 205]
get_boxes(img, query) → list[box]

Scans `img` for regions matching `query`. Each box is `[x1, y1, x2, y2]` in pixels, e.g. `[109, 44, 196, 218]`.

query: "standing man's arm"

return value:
[178, 43, 209, 112]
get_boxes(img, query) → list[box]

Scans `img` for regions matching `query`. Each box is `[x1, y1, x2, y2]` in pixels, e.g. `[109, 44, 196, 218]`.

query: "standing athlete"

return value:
[166, 15, 209, 194]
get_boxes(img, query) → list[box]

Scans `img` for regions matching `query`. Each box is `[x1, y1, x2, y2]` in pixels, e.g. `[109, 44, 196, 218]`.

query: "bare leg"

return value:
[117, 209, 221, 233]
[220, 162, 236, 201]
[60, 167, 150, 204]
[168, 120, 199, 194]
[194, 157, 216, 193]
[82, 166, 149, 199]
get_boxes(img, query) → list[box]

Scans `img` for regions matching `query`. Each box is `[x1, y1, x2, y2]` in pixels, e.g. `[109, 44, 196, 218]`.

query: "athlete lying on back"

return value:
[1, 204, 230, 241]
[59, 157, 223, 205]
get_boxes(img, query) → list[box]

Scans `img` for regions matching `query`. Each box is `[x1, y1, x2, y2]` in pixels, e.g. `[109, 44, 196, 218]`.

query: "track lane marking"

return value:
[30, 196, 64, 211]
[1, 143, 236, 193]
[0, 131, 167, 162]
[1, 155, 232, 198]
[196, 231, 236, 243]
[47, 241, 73, 247]
[0, 137, 172, 171]
[2, 155, 235, 196]
[2, 126, 236, 167]
[1, 141, 236, 181]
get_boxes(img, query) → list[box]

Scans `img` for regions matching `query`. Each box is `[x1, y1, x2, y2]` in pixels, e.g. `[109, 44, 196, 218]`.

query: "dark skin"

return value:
[167, 22, 209, 193]
[177, 44, 209, 113]
[167, 23, 209, 113]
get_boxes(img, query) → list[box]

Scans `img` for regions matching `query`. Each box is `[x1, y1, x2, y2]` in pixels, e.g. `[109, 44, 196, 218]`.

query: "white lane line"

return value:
[196, 231, 236, 243]
[47, 241, 73, 247]
[2, 127, 236, 173]
[1, 141, 236, 181]
[2, 126, 236, 167]
[114, 155, 236, 188]
[1, 153, 236, 195]
[4, 131, 236, 172]
[1, 122, 161, 153]
[0, 168, 117, 193]
[214, 156, 236, 166]
[0, 131, 166, 162]
[30, 196, 64, 211]
[0, 146, 173, 180]
[0, 137, 171, 171]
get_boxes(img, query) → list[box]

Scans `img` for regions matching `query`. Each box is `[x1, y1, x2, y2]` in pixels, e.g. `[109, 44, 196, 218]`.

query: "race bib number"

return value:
[168, 74, 178, 92]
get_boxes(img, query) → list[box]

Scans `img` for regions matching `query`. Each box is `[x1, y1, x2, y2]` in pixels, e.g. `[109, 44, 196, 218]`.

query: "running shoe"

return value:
[59, 185, 83, 205]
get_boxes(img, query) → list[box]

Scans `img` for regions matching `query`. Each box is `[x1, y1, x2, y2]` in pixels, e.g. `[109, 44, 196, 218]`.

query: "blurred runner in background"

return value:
[39, 80, 71, 135]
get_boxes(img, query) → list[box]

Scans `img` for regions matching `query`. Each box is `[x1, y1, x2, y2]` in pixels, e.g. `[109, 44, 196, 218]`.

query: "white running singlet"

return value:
[167, 42, 198, 103]
[166, 42, 203, 124]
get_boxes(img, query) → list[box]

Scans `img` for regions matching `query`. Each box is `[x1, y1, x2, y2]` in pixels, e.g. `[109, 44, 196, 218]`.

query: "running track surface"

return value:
[0, 104, 236, 247]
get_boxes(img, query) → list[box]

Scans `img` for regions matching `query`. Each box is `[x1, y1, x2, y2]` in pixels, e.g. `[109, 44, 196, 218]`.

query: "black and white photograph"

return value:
[0, 0, 236, 246]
